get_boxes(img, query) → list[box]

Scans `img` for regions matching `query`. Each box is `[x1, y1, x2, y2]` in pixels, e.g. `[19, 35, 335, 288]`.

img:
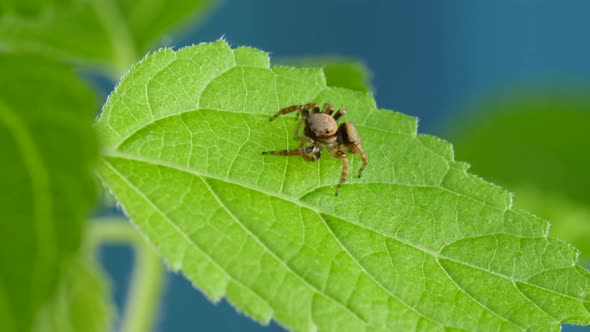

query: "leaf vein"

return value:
[101, 159, 275, 312]
[435, 258, 524, 329]
[317, 212, 447, 329]
[103, 151, 586, 304]
[199, 177, 369, 325]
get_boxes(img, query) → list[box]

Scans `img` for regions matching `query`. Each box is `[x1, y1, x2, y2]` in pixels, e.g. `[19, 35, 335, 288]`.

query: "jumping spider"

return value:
[262, 103, 368, 196]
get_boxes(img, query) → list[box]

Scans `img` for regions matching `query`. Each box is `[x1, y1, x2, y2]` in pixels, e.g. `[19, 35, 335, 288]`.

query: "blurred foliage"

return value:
[278, 56, 372, 92]
[0, 55, 101, 331]
[0, 0, 220, 330]
[0, 0, 218, 75]
[35, 252, 113, 332]
[449, 90, 590, 260]
[514, 186, 590, 261]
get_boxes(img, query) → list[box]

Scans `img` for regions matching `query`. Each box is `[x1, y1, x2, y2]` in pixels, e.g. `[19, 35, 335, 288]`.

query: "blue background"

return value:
[100, 1, 590, 331]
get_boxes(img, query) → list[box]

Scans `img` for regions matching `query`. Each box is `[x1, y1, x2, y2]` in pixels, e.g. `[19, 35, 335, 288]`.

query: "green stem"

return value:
[90, 0, 138, 78]
[89, 218, 165, 332]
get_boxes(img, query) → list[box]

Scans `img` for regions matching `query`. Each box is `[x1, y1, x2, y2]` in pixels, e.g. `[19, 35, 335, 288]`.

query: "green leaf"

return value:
[0, 55, 101, 332]
[448, 92, 590, 260]
[278, 56, 372, 92]
[0, 0, 218, 75]
[96, 41, 590, 331]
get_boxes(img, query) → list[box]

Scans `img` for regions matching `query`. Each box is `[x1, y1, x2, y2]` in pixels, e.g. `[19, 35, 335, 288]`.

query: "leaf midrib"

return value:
[104, 151, 586, 328]
[102, 151, 532, 268]
[102, 153, 468, 328]
[107, 108, 480, 215]
[109, 107, 392, 150]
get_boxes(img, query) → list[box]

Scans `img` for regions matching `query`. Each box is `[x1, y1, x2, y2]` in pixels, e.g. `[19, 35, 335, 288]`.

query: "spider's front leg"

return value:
[322, 103, 335, 115]
[293, 118, 313, 147]
[262, 145, 321, 162]
[320, 103, 348, 121]
[269, 103, 319, 122]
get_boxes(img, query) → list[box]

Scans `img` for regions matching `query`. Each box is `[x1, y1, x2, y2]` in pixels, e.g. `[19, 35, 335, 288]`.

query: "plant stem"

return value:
[90, 0, 138, 78]
[89, 218, 165, 332]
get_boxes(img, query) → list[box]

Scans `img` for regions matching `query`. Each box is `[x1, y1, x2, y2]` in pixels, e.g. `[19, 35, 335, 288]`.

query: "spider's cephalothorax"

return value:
[262, 103, 368, 196]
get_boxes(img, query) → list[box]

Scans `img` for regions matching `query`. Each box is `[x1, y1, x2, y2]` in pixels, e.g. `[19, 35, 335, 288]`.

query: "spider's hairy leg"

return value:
[330, 150, 349, 196]
[339, 143, 368, 178]
[355, 144, 369, 178]
[293, 119, 313, 146]
[337, 122, 367, 178]
[270, 103, 319, 121]
[322, 103, 335, 115]
[333, 108, 347, 121]
[262, 145, 320, 162]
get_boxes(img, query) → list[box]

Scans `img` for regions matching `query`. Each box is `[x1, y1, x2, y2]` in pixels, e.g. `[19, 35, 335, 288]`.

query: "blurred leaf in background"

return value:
[0, 0, 222, 330]
[0, 55, 109, 331]
[514, 187, 590, 263]
[0, 0, 218, 75]
[448, 90, 590, 261]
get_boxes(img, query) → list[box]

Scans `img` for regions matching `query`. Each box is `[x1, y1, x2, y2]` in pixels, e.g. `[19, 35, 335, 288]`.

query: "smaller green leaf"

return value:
[449, 91, 590, 206]
[278, 56, 372, 92]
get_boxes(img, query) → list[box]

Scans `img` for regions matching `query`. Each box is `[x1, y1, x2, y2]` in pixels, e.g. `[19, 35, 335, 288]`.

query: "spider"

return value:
[262, 102, 368, 196]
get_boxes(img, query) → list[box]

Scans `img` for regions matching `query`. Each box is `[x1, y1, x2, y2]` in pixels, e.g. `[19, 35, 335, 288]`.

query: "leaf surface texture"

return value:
[96, 41, 590, 331]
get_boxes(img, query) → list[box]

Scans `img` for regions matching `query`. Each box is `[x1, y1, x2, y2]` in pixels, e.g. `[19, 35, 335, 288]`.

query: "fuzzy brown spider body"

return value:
[262, 103, 368, 195]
